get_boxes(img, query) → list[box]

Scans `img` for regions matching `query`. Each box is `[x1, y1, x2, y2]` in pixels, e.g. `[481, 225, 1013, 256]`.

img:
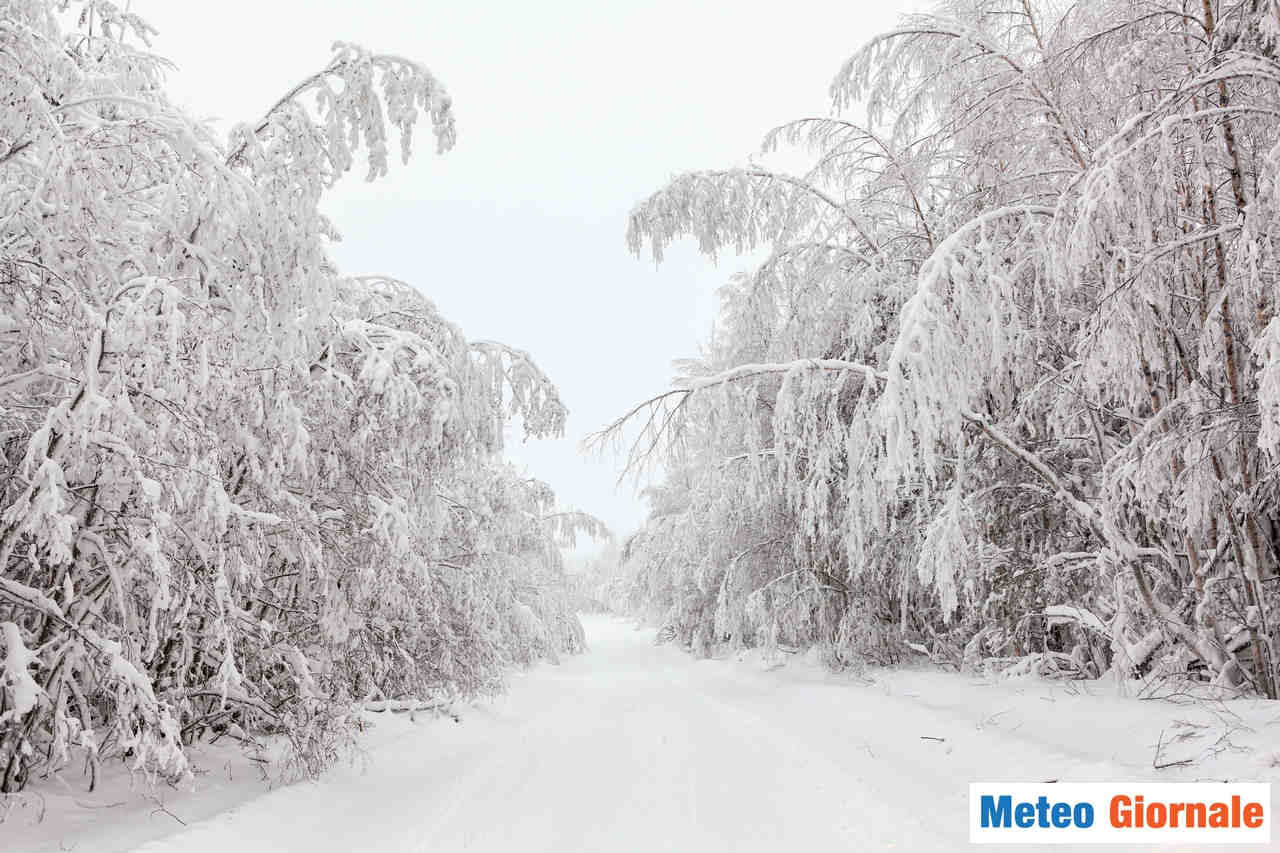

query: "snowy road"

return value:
[18, 615, 1275, 852]
[123, 615, 956, 851]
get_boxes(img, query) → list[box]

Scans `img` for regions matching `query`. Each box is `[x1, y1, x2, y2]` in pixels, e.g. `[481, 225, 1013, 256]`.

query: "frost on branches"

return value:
[0, 1, 598, 793]
[600, 0, 1280, 697]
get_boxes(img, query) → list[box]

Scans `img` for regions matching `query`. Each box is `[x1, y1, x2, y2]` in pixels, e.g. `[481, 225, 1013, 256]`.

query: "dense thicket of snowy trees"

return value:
[0, 1, 593, 793]
[602, 0, 1280, 696]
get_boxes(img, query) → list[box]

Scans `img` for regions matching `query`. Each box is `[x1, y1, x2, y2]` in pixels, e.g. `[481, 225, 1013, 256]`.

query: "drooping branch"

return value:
[227, 43, 456, 181]
[626, 168, 881, 263]
[588, 358, 884, 481]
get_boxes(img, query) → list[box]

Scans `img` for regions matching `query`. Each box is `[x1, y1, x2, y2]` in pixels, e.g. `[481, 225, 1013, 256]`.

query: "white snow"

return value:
[7, 615, 1279, 852]
[0, 622, 41, 722]
[1043, 604, 1110, 636]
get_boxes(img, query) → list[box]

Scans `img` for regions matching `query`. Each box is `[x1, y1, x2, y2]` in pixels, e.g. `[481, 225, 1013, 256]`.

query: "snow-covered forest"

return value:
[4, 0, 1280, 849]
[602, 0, 1280, 701]
[0, 0, 602, 795]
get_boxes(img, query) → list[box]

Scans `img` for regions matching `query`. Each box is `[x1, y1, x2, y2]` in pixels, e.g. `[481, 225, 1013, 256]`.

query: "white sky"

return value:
[145, 0, 918, 545]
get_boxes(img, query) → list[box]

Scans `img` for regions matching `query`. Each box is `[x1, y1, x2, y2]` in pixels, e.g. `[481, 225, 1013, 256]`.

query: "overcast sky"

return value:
[146, 0, 917, 545]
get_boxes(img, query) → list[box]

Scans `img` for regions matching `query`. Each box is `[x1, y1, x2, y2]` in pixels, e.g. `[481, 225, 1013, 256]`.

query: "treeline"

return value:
[0, 1, 591, 793]
[601, 0, 1280, 696]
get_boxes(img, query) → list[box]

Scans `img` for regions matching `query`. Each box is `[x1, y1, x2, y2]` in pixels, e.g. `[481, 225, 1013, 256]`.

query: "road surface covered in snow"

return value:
[12, 614, 1279, 852]
[128, 615, 949, 851]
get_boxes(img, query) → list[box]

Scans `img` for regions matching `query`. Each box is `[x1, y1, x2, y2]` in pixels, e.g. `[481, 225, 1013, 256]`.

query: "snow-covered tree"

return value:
[0, 0, 596, 793]
[604, 0, 1280, 696]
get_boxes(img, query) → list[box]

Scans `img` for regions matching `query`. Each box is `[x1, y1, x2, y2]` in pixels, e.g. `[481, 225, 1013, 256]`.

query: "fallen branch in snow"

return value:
[1152, 730, 1194, 770]
[145, 795, 186, 826]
